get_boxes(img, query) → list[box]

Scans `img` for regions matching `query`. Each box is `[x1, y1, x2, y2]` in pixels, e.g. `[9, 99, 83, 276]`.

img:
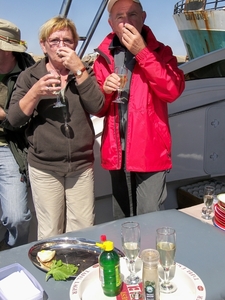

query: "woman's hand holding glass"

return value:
[121, 221, 141, 285]
[48, 69, 65, 108]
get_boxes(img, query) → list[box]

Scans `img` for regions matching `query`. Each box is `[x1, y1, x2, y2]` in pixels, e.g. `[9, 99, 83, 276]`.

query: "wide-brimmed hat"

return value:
[0, 18, 27, 52]
[107, 0, 142, 13]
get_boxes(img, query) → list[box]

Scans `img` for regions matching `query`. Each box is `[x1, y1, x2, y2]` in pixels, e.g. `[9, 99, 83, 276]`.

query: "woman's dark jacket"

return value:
[8, 58, 104, 175]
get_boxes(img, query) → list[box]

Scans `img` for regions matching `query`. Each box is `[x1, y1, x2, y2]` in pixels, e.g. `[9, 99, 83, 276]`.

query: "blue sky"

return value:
[1, 0, 186, 57]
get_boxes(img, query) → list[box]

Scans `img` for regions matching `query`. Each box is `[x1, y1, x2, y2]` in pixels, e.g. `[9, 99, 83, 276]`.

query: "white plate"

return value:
[69, 258, 206, 300]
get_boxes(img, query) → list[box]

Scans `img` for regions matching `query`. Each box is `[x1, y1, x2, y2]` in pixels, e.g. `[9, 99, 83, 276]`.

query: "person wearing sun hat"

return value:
[0, 18, 35, 249]
[0, 19, 27, 52]
[94, 0, 185, 218]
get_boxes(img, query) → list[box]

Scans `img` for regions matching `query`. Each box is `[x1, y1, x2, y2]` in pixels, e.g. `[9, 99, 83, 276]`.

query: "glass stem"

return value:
[117, 90, 121, 100]
[163, 267, 170, 284]
[206, 206, 209, 217]
[128, 260, 136, 278]
[207, 204, 212, 214]
[57, 94, 61, 103]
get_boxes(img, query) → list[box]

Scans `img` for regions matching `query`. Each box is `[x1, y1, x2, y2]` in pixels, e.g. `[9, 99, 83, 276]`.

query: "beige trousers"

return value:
[28, 165, 95, 240]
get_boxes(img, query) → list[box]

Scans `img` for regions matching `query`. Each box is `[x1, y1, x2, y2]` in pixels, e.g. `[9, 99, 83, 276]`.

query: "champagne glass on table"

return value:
[49, 69, 65, 108]
[121, 221, 141, 285]
[202, 185, 215, 220]
[113, 66, 128, 104]
[156, 227, 177, 293]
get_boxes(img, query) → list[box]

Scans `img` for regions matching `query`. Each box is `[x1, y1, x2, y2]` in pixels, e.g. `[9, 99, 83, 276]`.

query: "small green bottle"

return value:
[98, 240, 122, 297]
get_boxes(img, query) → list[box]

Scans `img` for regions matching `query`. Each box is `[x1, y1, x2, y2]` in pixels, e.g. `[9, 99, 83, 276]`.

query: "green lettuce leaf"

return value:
[45, 259, 78, 281]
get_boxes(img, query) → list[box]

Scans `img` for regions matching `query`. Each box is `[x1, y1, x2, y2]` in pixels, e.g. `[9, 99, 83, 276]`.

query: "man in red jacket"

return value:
[94, 0, 185, 217]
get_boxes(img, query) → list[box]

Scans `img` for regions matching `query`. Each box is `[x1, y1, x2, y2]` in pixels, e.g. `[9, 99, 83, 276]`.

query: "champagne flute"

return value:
[49, 69, 65, 108]
[202, 185, 215, 220]
[156, 227, 177, 293]
[113, 66, 128, 104]
[121, 221, 141, 285]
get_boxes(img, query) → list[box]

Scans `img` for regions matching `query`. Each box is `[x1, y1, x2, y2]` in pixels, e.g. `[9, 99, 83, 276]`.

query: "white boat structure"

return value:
[173, 0, 225, 59]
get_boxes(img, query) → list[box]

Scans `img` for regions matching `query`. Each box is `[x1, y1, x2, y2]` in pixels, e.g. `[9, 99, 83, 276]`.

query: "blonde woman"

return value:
[8, 17, 104, 240]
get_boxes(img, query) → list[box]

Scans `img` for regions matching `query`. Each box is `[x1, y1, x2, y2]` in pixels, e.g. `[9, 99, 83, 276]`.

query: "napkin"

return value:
[0, 270, 41, 300]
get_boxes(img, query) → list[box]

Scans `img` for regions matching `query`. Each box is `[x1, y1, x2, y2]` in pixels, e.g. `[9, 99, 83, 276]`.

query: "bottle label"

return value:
[115, 263, 121, 287]
[99, 264, 121, 287]
[99, 265, 105, 286]
[144, 281, 155, 300]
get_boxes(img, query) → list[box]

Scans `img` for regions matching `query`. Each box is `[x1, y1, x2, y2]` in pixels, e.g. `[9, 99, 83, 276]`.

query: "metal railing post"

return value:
[59, 0, 72, 17]
[78, 0, 108, 58]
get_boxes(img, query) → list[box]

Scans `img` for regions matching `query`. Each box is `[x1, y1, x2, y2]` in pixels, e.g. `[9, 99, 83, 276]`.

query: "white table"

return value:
[179, 203, 214, 225]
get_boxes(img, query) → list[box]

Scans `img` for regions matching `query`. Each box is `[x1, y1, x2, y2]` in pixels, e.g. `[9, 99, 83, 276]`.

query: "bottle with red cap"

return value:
[96, 240, 122, 297]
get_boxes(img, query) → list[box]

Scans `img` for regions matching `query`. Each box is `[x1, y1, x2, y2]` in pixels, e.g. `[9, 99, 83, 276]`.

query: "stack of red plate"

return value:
[214, 193, 225, 230]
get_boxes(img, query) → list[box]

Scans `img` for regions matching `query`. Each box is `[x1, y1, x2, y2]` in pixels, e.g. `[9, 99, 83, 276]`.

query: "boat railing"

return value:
[174, 0, 225, 14]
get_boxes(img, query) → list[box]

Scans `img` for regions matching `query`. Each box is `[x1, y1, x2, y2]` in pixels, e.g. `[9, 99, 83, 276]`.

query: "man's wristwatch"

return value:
[74, 67, 86, 78]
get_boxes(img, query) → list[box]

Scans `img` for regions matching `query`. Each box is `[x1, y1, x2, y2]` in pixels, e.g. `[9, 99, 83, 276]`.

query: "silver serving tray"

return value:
[28, 237, 124, 277]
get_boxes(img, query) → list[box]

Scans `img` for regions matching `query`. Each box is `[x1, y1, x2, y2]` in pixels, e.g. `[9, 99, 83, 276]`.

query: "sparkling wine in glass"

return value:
[156, 227, 177, 293]
[202, 185, 215, 220]
[49, 69, 65, 108]
[113, 66, 128, 104]
[121, 221, 141, 285]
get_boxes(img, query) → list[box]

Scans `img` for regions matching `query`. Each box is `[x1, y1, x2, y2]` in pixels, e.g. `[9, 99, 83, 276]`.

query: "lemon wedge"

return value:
[37, 250, 56, 263]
